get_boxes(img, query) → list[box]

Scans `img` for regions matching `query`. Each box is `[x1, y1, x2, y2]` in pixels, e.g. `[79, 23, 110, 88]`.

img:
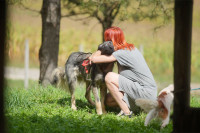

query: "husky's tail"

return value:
[135, 99, 158, 113]
[50, 67, 69, 92]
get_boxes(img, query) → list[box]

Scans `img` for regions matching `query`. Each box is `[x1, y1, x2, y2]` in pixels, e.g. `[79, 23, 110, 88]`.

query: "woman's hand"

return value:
[89, 50, 116, 64]
[88, 50, 102, 65]
[88, 55, 93, 65]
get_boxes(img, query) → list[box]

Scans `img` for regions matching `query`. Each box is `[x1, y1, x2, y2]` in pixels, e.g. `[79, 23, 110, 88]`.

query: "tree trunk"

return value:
[173, 0, 193, 132]
[102, 21, 112, 42]
[101, 3, 120, 42]
[39, 0, 61, 86]
[0, 1, 6, 132]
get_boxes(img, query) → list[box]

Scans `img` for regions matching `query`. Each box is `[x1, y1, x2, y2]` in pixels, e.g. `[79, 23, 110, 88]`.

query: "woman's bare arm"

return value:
[88, 50, 101, 64]
[92, 55, 116, 63]
[89, 50, 116, 64]
[89, 50, 101, 59]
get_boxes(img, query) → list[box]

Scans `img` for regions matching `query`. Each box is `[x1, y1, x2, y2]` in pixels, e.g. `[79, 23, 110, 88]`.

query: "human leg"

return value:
[105, 72, 131, 114]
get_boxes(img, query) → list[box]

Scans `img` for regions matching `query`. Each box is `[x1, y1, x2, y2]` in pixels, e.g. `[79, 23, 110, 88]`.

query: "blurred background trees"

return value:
[5, 0, 200, 85]
[62, 0, 173, 41]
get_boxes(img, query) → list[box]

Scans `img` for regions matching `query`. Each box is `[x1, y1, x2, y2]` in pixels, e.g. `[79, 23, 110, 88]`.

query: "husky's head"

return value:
[98, 41, 114, 55]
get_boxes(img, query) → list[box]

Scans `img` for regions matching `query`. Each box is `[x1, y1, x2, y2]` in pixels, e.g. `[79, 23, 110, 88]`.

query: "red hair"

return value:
[104, 27, 134, 50]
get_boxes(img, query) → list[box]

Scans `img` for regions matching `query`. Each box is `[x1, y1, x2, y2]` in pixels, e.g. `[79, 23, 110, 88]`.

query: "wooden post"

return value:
[24, 39, 29, 89]
[173, 0, 193, 132]
[79, 44, 84, 52]
[0, 0, 6, 132]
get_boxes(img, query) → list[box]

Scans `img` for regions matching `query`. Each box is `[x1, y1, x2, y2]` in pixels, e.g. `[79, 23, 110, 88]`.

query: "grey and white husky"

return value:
[51, 41, 114, 114]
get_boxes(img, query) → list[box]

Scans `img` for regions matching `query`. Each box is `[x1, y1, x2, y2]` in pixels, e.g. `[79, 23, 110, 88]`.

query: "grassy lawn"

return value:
[4, 79, 200, 133]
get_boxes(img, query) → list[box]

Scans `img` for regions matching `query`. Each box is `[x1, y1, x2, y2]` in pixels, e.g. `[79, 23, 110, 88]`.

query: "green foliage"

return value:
[62, 0, 174, 23]
[7, 0, 22, 5]
[130, 0, 174, 30]
[63, 0, 126, 17]
[62, 0, 127, 39]
[190, 96, 200, 108]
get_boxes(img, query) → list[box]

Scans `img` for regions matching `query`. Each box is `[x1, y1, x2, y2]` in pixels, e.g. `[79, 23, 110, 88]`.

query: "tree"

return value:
[18, 0, 173, 85]
[18, 0, 61, 86]
[62, 0, 125, 41]
[131, 0, 173, 30]
[62, 0, 173, 41]
[173, 0, 200, 132]
[0, 1, 6, 132]
[39, 0, 61, 85]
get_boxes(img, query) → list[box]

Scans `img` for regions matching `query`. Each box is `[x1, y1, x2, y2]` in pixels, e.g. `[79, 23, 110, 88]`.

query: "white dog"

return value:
[135, 84, 174, 128]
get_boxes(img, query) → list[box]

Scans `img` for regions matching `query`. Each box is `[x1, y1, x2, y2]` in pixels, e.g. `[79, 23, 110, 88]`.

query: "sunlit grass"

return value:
[4, 79, 172, 133]
[190, 96, 200, 108]
[4, 79, 200, 132]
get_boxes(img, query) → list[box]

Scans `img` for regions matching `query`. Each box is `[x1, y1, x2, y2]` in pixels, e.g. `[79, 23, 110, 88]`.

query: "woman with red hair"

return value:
[89, 27, 157, 117]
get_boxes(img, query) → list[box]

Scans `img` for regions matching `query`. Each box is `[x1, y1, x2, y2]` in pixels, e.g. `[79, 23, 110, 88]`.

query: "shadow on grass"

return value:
[45, 97, 121, 114]
[44, 97, 96, 113]
[57, 97, 95, 109]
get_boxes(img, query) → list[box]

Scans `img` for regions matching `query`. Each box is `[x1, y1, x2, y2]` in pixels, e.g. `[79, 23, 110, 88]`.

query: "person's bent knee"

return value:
[105, 72, 114, 83]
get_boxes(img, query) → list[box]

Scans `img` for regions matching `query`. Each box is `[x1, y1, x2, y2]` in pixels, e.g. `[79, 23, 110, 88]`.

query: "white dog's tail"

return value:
[135, 99, 158, 113]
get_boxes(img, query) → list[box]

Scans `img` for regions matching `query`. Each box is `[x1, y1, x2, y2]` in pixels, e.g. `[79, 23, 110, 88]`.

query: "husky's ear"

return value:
[108, 41, 114, 52]
[98, 41, 114, 55]
[98, 43, 104, 51]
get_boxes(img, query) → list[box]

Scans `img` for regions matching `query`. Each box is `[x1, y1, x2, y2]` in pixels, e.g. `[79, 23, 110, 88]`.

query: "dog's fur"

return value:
[135, 84, 174, 128]
[51, 41, 114, 114]
[50, 67, 68, 91]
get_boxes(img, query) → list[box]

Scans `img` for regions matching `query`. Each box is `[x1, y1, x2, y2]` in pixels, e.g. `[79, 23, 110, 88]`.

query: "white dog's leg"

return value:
[92, 86, 103, 115]
[145, 108, 158, 126]
[69, 82, 77, 110]
[71, 93, 77, 110]
[100, 85, 107, 114]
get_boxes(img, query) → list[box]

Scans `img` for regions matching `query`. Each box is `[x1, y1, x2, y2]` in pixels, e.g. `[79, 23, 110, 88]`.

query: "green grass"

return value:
[190, 96, 200, 108]
[4, 79, 200, 133]
[4, 79, 173, 133]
